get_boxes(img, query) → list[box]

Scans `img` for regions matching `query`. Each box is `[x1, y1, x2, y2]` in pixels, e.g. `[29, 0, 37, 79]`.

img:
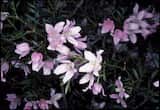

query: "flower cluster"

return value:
[100, 4, 159, 45]
[6, 88, 62, 110]
[1, 3, 159, 110]
[45, 20, 87, 55]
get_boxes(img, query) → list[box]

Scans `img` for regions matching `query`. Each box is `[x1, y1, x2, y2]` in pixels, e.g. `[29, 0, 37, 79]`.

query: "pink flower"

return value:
[153, 80, 159, 88]
[110, 77, 129, 108]
[123, 21, 139, 44]
[115, 77, 129, 99]
[45, 23, 70, 55]
[62, 20, 86, 50]
[62, 20, 81, 40]
[6, 94, 21, 110]
[123, 3, 159, 43]
[15, 42, 30, 59]
[38, 99, 49, 110]
[48, 88, 63, 109]
[92, 83, 106, 96]
[47, 34, 70, 55]
[54, 60, 77, 84]
[1, 60, 9, 82]
[43, 61, 54, 75]
[110, 94, 128, 108]
[45, 20, 86, 53]
[30, 52, 44, 72]
[100, 18, 115, 34]
[112, 29, 129, 45]
[45, 22, 65, 38]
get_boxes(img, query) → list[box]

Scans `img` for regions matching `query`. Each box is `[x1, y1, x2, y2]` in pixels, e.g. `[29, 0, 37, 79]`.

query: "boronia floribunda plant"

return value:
[1, 1, 159, 110]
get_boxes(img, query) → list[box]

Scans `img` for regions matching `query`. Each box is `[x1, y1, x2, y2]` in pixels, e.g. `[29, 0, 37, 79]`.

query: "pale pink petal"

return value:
[133, 3, 139, 14]
[70, 26, 81, 35]
[84, 50, 96, 61]
[54, 64, 68, 75]
[88, 75, 95, 89]
[32, 62, 44, 72]
[43, 67, 51, 75]
[113, 37, 120, 45]
[79, 74, 90, 84]
[53, 101, 60, 109]
[79, 62, 94, 73]
[54, 22, 65, 33]
[110, 94, 119, 99]
[101, 18, 115, 34]
[75, 41, 87, 49]
[129, 34, 137, 44]
[45, 24, 54, 34]
[128, 23, 139, 30]
[54, 93, 63, 101]
[67, 37, 78, 46]
[62, 70, 74, 84]
[143, 12, 153, 18]
[137, 10, 145, 20]
[120, 99, 127, 108]
[57, 45, 70, 55]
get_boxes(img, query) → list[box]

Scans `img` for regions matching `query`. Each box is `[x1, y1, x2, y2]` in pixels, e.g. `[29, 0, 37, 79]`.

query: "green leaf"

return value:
[132, 68, 139, 80]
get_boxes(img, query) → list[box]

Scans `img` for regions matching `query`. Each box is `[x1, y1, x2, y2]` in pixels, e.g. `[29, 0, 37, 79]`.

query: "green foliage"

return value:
[1, 0, 159, 109]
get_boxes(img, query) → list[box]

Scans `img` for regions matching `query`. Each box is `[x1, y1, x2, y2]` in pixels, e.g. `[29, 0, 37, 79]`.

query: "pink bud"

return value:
[43, 61, 54, 75]
[31, 52, 44, 72]
[101, 18, 115, 34]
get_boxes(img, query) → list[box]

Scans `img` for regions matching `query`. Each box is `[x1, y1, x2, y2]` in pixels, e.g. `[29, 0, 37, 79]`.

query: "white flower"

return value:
[79, 50, 104, 76]
[79, 50, 104, 91]
[54, 60, 77, 84]
[79, 73, 95, 91]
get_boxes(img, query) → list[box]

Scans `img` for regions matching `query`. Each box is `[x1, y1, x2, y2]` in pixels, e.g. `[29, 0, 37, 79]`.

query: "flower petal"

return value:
[79, 63, 94, 73]
[57, 45, 70, 55]
[113, 37, 120, 45]
[137, 10, 145, 20]
[67, 37, 78, 46]
[45, 24, 54, 34]
[54, 93, 63, 101]
[84, 50, 96, 62]
[129, 34, 137, 44]
[62, 70, 74, 84]
[54, 22, 65, 33]
[70, 26, 81, 35]
[133, 3, 139, 14]
[79, 74, 90, 84]
[110, 94, 119, 99]
[54, 64, 68, 75]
